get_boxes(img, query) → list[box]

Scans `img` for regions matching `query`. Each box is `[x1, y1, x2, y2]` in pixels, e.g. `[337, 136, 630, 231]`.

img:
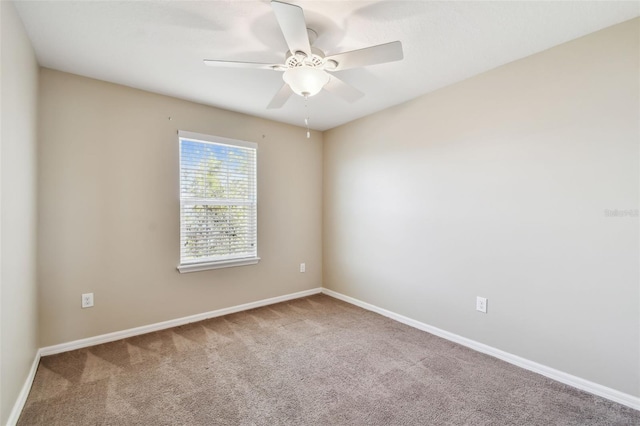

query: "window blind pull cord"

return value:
[304, 95, 310, 139]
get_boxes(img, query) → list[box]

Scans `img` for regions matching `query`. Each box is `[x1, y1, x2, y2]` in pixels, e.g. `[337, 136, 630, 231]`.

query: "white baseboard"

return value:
[40, 287, 322, 356]
[6, 349, 41, 426]
[10, 285, 637, 425]
[9, 287, 322, 424]
[321, 288, 640, 411]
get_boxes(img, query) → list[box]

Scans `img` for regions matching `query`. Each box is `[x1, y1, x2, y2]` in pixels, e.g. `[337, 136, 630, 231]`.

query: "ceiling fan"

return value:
[203, 0, 404, 109]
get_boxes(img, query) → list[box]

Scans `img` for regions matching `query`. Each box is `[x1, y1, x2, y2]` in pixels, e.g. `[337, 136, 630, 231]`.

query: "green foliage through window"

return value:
[179, 135, 257, 265]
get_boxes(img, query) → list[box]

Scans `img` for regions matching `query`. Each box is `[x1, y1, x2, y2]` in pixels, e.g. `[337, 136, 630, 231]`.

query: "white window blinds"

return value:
[178, 131, 258, 272]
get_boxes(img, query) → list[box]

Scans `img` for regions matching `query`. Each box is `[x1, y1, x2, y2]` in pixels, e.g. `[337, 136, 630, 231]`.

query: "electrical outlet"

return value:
[476, 296, 487, 313]
[82, 293, 94, 308]
[300, 263, 306, 273]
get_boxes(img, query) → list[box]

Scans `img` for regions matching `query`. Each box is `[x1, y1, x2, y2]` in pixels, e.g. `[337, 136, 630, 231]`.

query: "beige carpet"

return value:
[18, 294, 639, 425]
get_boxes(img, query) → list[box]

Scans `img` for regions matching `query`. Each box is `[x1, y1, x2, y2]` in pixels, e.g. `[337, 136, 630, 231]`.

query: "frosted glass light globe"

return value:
[283, 66, 330, 97]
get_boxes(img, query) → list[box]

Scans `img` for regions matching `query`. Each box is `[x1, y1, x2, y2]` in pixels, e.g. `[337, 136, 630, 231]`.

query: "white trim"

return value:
[178, 130, 257, 150]
[320, 288, 640, 411]
[177, 130, 258, 270]
[40, 287, 321, 356]
[177, 257, 260, 273]
[6, 350, 42, 426]
[13, 286, 637, 425]
[11, 288, 321, 423]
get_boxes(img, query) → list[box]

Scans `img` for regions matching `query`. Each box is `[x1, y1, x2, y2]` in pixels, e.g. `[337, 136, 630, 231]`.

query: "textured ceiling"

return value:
[13, 1, 640, 131]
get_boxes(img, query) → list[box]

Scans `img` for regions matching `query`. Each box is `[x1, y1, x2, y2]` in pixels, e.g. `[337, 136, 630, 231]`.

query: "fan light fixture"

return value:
[283, 66, 330, 97]
[203, 1, 404, 109]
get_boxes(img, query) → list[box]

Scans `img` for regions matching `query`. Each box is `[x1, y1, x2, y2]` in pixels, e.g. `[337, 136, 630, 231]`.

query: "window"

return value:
[177, 131, 258, 273]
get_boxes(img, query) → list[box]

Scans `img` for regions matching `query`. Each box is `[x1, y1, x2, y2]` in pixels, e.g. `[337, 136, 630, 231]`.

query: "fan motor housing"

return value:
[285, 47, 326, 68]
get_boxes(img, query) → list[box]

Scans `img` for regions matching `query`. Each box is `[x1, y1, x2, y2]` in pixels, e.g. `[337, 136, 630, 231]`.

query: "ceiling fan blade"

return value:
[203, 59, 282, 70]
[271, 0, 312, 58]
[323, 76, 364, 103]
[325, 41, 403, 71]
[267, 83, 294, 109]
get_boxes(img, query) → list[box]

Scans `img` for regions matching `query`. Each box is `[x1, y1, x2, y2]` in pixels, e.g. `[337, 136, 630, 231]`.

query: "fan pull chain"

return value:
[304, 95, 310, 139]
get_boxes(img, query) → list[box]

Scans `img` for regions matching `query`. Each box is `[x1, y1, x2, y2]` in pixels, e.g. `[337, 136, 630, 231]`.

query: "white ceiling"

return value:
[13, 1, 640, 131]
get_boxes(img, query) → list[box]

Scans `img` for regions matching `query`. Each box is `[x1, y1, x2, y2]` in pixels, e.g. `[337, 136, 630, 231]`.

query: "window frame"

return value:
[177, 130, 259, 273]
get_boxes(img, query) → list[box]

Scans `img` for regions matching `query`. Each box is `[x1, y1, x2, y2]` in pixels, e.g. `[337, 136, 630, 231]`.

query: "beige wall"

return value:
[323, 18, 639, 397]
[37, 69, 322, 347]
[5, 7, 639, 416]
[0, 1, 40, 423]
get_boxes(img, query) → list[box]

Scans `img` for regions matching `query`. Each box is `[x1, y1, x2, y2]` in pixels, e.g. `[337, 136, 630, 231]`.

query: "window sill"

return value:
[177, 257, 260, 273]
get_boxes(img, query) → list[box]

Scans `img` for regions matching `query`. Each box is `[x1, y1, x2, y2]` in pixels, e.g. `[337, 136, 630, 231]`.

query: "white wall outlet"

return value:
[476, 296, 487, 313]
[300, 263, 306, 273]
[82, 293, 94, 308]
